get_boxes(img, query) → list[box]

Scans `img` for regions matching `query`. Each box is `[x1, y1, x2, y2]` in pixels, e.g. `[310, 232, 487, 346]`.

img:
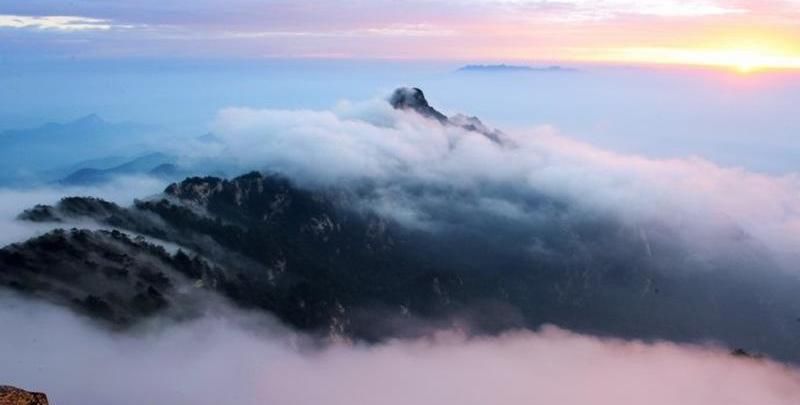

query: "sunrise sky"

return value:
[2, 0, 800, 71]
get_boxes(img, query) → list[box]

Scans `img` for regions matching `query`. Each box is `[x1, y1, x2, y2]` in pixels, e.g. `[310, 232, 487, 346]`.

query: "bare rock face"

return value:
[388, 87, 448, 123]
[388, 87, 505, 143]
[0, 386, 49, 405]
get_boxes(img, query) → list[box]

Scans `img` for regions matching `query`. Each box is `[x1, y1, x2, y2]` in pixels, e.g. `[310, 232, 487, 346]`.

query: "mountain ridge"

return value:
[2, 88, 800, 362]
[10, 167, 800, 360]
[389, 87, 505, 143]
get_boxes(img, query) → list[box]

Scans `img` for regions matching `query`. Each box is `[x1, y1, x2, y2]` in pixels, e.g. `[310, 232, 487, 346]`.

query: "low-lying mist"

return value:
[1, 293, 799, 404]
[0, 176, 167, 247]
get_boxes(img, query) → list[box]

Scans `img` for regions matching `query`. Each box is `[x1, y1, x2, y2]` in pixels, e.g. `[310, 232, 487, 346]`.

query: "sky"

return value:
[1, 0, 800, 70]
[2, 59, 799, 176]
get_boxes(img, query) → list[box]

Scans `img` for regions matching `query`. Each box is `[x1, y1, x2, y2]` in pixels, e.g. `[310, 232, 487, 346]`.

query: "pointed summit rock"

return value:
[389, 87, 505, 143]
[389, 87, 448, 123]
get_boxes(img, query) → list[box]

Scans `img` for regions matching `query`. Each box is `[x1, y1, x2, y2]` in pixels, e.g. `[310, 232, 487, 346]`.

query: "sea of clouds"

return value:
[2, 293, 800, 405]
[2, 87, 800, 403]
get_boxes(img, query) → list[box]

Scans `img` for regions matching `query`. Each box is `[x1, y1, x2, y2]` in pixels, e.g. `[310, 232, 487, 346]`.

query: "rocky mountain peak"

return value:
[389, 87, 448, 123]
[389, 87, 505, 143]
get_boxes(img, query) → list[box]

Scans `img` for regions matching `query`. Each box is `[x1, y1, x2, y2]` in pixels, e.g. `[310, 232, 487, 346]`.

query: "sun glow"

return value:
[603, 44, 800, 73]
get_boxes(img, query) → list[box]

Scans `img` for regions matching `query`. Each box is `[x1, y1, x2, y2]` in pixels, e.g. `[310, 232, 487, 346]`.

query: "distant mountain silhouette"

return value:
[0, 115, 158, 185]
[58, 152, 181, 185]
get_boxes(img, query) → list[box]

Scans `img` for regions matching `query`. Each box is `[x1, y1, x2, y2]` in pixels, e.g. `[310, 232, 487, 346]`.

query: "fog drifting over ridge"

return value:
[2, 293, 799, 405]
[193, 95, 800, 268]
[0, 176, 167, 247]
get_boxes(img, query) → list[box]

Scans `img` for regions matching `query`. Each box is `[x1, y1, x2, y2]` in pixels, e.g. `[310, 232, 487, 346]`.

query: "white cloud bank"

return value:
[202, 97, 800, 265]
[1, 294, 799, 404]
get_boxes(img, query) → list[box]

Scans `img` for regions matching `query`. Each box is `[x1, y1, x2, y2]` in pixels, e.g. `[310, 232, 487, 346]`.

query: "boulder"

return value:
[0, 386, 49, 405]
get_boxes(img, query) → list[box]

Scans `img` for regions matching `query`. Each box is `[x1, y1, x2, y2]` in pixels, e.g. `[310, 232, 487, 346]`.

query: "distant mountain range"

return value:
[57, 152, 182, 185]
[458, 64, 578, 73]
[0, 116, 225, 186]
[0, 114, 159, 185]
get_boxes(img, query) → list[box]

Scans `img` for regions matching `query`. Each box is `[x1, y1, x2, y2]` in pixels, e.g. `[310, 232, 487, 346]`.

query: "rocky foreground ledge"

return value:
[0, 386, 49, 405]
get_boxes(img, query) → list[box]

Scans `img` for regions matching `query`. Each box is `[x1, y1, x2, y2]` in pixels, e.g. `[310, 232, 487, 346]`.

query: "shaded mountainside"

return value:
[11, 171, 800, 360]
[16, 173, 476, 337]
[0, 228, 224, 326]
